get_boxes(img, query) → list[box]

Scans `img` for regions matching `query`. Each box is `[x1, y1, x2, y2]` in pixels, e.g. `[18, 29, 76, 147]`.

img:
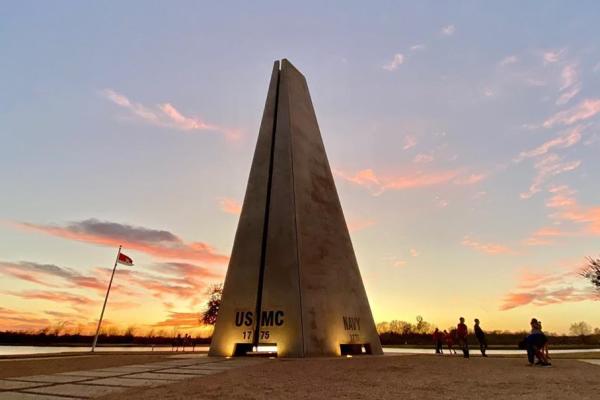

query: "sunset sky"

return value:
[1, 1, 599, 336]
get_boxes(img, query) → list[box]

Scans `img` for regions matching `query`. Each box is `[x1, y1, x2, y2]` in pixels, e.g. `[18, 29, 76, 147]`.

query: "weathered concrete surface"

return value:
[283, 60, 382, 356]
[0, 381, 45, 390]
[209, 59, 382, 357]
[0, 393, 68, 400]
[209, 61, 280, 357]
[7, 375, 88, 384]
[0, 355, 265, 399]
[23, 383, 125, 397]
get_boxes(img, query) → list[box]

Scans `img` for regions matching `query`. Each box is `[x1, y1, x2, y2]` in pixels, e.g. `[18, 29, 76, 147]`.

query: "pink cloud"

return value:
[461, 236, 513, 255]
[0, 307, 52, 331]
[543, 49, 565, 64]
[402, 134, 417, 150]
[15, 219, 229, 264]
[556, 64, 581, 105]
[101, 89, 238, 139]
[500, 262, 596, 310]
[499, 55, 518, 67]
[383, 53, 405, 71]
[520, 154, 581, 199]
[523, 226, 570, 246]
[7, 290, 96, 308]
[515, 126, 582, 162]
[413, 153, 434, 164]
[347, 218, 376, 233]
[453, 173, 486, 185]
[543, 98, 600, 128]
[159, 103, 216, 131]
[336, 167, 484, 196]
[218, 197, 242, 215]
[152, 311, 201, 329]
[543, 185, 600, 235]
[500, 287, 594, 310]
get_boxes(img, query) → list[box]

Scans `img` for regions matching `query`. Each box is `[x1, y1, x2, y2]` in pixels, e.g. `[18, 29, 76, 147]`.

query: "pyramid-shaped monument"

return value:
[209, 59, 383, 357]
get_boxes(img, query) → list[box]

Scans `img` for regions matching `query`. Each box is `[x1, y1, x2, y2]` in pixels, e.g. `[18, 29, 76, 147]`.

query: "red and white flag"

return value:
[117, 252, 134, 266]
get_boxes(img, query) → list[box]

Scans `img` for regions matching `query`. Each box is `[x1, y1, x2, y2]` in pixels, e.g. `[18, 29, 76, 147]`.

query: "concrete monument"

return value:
[209, 59, 382, 357]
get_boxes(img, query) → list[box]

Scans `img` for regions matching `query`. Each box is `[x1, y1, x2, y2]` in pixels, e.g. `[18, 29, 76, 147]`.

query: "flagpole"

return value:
[91, 245, 122, 352]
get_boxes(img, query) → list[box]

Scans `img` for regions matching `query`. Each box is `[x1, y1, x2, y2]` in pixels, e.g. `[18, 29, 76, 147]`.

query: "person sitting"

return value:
[525, 318, 551, 366]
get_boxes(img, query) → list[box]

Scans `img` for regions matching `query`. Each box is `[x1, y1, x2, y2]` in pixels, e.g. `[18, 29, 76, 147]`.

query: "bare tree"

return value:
[415, 315, 432, 334]
[569, 321, 592, 337]
[581, 257, 600, 293]
[200, 283, 223, 325]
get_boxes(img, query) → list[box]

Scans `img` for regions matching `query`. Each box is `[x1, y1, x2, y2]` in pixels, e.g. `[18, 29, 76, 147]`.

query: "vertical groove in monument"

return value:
[251, 62, 281, 350]
[259, 59, 305, 356]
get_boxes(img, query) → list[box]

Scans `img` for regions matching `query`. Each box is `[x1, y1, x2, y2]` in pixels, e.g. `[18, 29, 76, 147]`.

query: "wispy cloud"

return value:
[6, 290, 96, 308]
[543, 98, 600, 128]
[515, 125, 582, 162]
[524, 185, 600, 244]
[101, 89, 239, 139]
[552, 192, 600, 234]
[15, 219, 229, 264]
[556, 64, 581, 105]
[461, 235, 513, 255]
[413, 153, 433, 164]
[523, 226, 569, 246]
[336, 168, 464, 195]
[499, 55, 518, 67]
[152, 311, 201, 329]
[0, 307, 52, 331]
[453, 173, 486, 185]
[519, 154, 581, 199]
[383, 53, 405, 71]
[410, 44, 426, 51]
[218, 197, 242, 215]
[500, 286, 594, 310]
[543, 49, 565, 65]
[402, 134, 417, 150]
[500, 262, 596, 310]
[441, 25, 455, 36]
[347, 218, 376, 233]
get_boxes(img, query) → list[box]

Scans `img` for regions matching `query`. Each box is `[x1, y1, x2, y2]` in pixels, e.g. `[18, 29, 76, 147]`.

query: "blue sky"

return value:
[1, 1, 599, 334]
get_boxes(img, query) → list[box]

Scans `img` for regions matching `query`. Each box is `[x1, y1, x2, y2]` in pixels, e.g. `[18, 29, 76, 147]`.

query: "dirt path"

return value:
[98, 355, 600, 400]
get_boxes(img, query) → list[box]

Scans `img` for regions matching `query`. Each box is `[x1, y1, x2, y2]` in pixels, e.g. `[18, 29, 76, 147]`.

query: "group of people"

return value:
[172, 333, 197, 352]
[432, 317, 551, 366]
[432, 317, 487, 358]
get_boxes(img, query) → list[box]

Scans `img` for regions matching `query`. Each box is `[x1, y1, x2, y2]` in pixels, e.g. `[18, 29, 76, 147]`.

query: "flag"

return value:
[117, 252, 134, 266]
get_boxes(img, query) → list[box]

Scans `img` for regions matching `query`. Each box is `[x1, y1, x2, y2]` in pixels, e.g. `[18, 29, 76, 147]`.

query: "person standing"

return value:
[433, 328, 443, 354]
[474, 318, 488, 357]
[457, 317, 469, 358]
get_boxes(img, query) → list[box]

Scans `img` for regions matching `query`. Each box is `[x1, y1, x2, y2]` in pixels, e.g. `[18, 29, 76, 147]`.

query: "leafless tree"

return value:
[580, 257, 600, 293]
[569, 321, 592, 337]
[200, 283, 223, 325]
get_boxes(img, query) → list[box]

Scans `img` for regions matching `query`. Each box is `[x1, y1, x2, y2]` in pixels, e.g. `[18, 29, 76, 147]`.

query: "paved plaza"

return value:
[0, 355, 265, 399]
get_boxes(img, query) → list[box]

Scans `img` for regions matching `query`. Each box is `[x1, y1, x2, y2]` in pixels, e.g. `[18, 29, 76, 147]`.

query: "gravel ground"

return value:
[97, 354, 600, 400]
